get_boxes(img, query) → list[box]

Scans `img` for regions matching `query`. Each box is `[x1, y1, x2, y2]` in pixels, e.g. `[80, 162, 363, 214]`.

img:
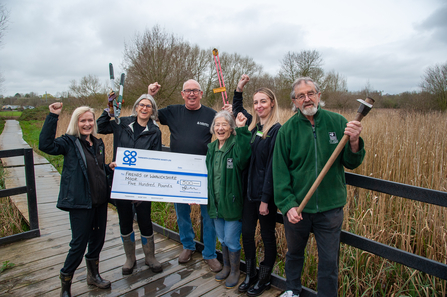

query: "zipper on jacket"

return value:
[312, 125, 319, 212]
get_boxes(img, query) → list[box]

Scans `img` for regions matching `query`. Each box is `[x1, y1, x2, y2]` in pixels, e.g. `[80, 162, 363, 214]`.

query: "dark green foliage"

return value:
[18, 105, 50, 121]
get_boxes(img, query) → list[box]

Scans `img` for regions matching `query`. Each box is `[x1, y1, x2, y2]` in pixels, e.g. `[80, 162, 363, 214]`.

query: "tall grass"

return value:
[30, 106, 447, 295]
[0, 166, 30, 237]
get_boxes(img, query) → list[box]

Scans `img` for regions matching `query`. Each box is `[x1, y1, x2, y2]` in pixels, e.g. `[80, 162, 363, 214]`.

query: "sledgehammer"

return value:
[296, 97, 375, 215]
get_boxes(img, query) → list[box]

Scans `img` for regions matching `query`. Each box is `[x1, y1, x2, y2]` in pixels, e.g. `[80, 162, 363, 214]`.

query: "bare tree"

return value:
[203, 51, 264, 107]
[321, 71, 347, 93]
[124, 25, 211, 107]
[0, 3, 9, 46]
[279, 50, 324, 85]
[420, 62, 447, 111]
[68, 74, 106, 107]
[321, 71, 351, 108]
[0, 4, 10, 92]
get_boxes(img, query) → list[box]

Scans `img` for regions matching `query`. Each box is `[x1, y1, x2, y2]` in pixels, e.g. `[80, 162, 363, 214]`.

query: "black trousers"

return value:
[241, 197, 277, 267]
[61, 203, 108, 274]
[115, 199, 153, 236]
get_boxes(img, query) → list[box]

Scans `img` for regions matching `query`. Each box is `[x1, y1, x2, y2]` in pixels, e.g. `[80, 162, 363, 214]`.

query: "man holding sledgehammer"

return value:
[273, 77, 366, 297]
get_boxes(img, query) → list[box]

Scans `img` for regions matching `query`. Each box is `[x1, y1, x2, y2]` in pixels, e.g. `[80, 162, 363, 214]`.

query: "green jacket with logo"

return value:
[273, 107, 365, 215]
[206, 126, 251, 221]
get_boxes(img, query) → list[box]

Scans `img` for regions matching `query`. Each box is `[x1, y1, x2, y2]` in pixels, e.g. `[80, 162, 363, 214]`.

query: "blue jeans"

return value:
[213, 218, 242, 252]
[174, 203, 217, 260]
[283, 207, 343, 297]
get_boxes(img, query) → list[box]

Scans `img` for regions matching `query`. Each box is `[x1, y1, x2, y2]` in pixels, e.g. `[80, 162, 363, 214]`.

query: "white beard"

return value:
[301, 105, 318, 116]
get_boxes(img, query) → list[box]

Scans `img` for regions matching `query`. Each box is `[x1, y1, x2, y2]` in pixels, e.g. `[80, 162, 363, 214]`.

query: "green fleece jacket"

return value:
[273, 107, 365, 215]
[206, 126, 252, 221]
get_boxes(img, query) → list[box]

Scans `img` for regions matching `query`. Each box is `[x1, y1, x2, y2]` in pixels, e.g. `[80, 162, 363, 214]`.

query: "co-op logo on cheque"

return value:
[123, 150, 137, 166]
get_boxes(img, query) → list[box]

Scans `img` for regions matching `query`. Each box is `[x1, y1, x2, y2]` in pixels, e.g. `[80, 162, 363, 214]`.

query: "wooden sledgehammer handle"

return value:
[295, 97, 375, 215]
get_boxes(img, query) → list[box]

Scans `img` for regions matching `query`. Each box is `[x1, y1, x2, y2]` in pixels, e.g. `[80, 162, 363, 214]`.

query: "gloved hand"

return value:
[108, 90, 117, 102]
[106, 91, 117, 117]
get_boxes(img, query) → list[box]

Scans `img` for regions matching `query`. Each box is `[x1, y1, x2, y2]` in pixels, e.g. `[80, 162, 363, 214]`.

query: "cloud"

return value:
[0, 0, 446, 97]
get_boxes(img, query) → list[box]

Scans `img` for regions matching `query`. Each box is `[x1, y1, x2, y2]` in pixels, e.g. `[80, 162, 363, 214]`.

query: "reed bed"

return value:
[0, 166, 30, 237]
[52, 106, 446, 296]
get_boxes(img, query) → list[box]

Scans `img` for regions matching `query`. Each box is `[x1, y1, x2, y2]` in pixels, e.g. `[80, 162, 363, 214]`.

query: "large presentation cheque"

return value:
[111, 147, 208, 205]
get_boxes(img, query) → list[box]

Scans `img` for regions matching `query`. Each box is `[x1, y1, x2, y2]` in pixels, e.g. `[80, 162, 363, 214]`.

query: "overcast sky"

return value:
[0, 0, 446, 97]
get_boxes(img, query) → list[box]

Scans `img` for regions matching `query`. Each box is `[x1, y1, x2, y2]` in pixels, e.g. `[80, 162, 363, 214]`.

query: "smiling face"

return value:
[213, 117, 232, 145]
[253, 92, 274, 123]
[181, 80, 203, 110]
[293, 81, 321, 118]
[78, 111, 95, 136]
[136, 99, 153, 122]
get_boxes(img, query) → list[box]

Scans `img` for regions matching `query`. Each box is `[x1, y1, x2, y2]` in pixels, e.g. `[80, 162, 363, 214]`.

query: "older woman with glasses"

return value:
[97, 94, 163, 275]
[206, 111, 252, 289]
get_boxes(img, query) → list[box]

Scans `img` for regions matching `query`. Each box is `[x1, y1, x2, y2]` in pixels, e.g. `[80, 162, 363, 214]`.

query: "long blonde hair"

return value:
[66, 106, 97, 138]
[248, 88, 280, 138]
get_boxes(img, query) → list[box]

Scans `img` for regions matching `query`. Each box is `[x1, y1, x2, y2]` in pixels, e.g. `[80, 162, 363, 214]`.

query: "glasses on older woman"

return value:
[138, 103, 152, 109]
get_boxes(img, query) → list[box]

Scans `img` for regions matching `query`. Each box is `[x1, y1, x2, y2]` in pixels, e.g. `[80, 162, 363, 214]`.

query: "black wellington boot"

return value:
[238, 258, 258, 292]
[85, 257, 111, 289]
[247, 264, 272, 296]
[60, 271, 73, 297]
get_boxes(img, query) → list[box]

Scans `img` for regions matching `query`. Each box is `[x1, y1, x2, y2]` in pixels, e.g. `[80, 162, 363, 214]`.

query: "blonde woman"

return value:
[233, 75, 281, 296]
[39, 103, 114, 297]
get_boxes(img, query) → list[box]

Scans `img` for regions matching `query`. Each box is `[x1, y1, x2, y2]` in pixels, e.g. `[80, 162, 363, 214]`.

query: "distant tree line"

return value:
[2, 25, 446, 112]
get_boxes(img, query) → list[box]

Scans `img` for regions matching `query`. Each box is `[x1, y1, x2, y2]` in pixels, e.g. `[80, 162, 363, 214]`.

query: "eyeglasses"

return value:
[183, 89, 201, 94]
[295, 91, 317, 101]
[138, 103, 152, 109]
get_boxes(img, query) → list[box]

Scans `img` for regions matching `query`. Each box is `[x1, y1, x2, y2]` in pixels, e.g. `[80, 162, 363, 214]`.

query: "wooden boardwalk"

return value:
[0, 120, 282, 297]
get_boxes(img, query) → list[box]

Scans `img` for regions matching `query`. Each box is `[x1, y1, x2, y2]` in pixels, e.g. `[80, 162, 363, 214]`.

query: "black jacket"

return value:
[233, 91, 281, 203]
[97, 111, 162, 160]
[39, 113, 111, 211]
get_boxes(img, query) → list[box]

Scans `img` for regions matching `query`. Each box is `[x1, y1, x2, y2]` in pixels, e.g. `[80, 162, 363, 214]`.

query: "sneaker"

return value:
[280, 290, 299, 297]
[178, 249, 195, 264]
[204, 258, 222, 272]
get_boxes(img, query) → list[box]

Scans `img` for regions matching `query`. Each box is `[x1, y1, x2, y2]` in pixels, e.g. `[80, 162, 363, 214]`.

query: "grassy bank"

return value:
[0, 111, 22, 119]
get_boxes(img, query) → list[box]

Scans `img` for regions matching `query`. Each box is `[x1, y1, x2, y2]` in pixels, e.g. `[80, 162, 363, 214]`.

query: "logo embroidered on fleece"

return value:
[197, 121, 210, 127]
[329, 132, 338, 144]
[226, 158, 233, 169]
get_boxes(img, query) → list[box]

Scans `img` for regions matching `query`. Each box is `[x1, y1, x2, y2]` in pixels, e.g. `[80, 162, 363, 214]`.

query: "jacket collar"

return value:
[128, 118, 158, 133]
[213, 133, 235, 152]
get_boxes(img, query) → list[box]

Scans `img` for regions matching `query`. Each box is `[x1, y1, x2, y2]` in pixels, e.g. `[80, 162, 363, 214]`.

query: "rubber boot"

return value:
[60, 271, 73, 297]
[141, 234, 162, 273]
[215, 246, 230, 281]
[121, 232, 136, 275]
[238, 258, 258, 293]
[225, 249, 241, 289]
[85, 258, 111, 289]
[247, 264, 272, 296]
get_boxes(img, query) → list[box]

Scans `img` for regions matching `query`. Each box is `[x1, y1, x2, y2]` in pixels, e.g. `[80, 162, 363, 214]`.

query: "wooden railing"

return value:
[0, 148, 39, 245]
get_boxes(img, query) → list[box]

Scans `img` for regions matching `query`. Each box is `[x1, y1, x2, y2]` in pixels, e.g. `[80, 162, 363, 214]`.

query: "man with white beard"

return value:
[273, 77, 365, 297]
